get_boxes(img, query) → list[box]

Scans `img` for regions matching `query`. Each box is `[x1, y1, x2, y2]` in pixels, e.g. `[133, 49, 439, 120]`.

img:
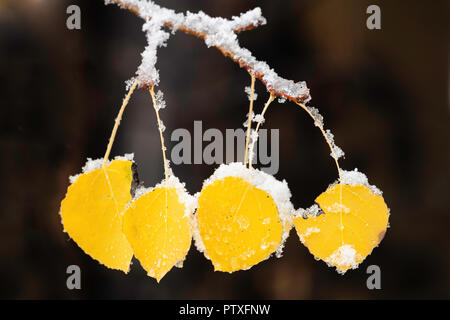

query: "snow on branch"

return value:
[105, 0, 311, 103]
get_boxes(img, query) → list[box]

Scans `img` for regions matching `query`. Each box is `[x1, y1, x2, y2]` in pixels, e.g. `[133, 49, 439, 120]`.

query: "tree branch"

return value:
[106, 0, 311, 103]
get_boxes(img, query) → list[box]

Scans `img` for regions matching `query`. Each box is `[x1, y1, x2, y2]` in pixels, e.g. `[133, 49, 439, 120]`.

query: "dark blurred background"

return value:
[0, 0, 449, 299]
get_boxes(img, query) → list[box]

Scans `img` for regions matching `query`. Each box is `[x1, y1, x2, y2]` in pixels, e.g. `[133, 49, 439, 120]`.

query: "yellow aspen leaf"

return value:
[60, 158, 135, 272]
[293, 183, 390, 274]
[123, 178, 194, 282]
[195, 165, 291, 273]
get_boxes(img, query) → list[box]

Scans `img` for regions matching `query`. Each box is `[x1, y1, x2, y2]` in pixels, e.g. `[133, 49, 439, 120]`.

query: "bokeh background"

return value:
[0, 0, 449, 299]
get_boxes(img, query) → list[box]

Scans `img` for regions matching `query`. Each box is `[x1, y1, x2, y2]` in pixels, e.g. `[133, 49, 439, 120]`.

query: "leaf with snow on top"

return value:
[293, 171, 389, 274]
[122, 175, 196, 282]
[194, 163, 293, 272]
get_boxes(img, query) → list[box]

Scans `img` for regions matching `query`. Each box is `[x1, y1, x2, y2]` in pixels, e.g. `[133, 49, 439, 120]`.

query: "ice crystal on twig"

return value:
[325, 129, 345, 160]
[245, 86, 258, 101]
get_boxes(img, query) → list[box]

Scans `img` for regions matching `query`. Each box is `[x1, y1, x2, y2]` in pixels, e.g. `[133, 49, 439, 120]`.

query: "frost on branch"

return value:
[307, 106, 324, 129]
[253, 114, 265, 124]
[242, 111, 254, 128]
[105, 0, 310, 103]
[245, 86, 258, 101]
[299, 102, 346, 165]
[154, 90, 166, 110]
[325, 129, 345, 161]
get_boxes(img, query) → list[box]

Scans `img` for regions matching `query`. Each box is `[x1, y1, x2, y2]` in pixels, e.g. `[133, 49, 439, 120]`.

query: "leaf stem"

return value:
[295, 101, 344, 244]
[244, 73, 256, 166]
[102, 79, 138, 168]
[295, 102, 342, 181]
[248, 93, 275, 169]
[149, 86, 169, 182]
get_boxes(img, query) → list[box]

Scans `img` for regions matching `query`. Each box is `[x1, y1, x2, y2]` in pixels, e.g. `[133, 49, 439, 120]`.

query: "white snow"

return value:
[253, 114, 265, 124]
[158, 120, 166, 132]
[68, 174, 81, 185]
[155, 90, 166, 110]
[326, 202, 350, 214]
[325, 129, 345, 161]
[245, 86, 258, 101]
[191, 191, 209, 258]
[81, 158, 103, 174]
[307, 106, 324, 129]
[294, 204, 323, 219]
[115, 153, 135, 162]
[325, 244, 362, 274]
[331, 145, 345, 160]
[69, 153, 135, 184]
[248, 129, 259, 164]
[125, 77, 136, 91]
[243, 111, 254, 128]
[339, 168, 383, 195]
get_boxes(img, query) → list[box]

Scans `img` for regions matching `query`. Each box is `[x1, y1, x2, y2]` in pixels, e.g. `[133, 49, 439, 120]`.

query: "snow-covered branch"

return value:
[106, 0, 311, 103]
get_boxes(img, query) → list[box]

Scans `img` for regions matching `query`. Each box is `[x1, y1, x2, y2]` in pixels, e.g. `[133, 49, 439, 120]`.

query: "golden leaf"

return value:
[196, 176, 284, 272]
[123, 187, 192, 282]
[293, 183, 390, 274]
[60, 159, 134, 272]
